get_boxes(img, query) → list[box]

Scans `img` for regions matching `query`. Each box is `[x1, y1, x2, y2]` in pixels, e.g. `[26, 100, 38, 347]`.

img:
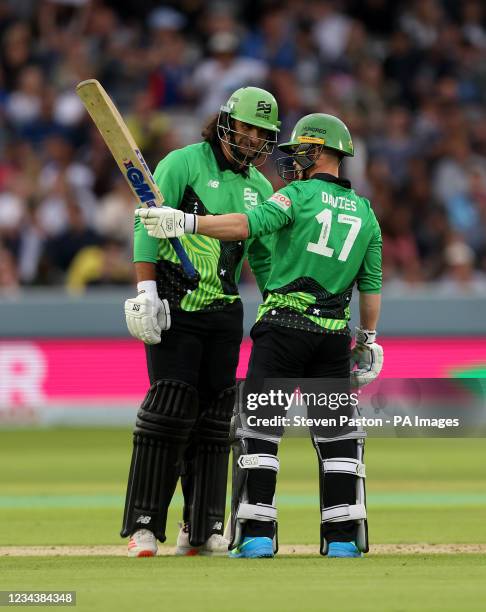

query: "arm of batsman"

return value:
[350, 327, 384, 388]
[135, 207, 197, 239]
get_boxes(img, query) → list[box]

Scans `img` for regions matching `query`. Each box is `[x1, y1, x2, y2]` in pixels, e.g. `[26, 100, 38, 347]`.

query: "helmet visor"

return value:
[217, 111, 277, 167]
[276, 143, 323, 183]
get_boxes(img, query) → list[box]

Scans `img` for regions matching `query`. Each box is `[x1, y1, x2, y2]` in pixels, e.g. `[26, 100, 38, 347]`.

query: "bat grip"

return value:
[169, 238, 197, 279]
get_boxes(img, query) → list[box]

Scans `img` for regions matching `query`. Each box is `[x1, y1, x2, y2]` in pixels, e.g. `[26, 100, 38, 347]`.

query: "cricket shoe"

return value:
[327, 541, 362, 558]
[175, 523, 229, 556]
[229, 536, 274, 559]
[200, 533, 229, 556]
[175, 523, 199, 556]
[127, 529, 158, 558]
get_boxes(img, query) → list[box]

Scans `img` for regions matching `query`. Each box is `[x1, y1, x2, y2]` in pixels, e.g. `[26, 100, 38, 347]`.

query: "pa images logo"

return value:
[244, 188, 259, 210]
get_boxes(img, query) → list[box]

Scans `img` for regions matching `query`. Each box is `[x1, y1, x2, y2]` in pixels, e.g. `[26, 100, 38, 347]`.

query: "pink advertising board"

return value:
[0, 338, 485, 425]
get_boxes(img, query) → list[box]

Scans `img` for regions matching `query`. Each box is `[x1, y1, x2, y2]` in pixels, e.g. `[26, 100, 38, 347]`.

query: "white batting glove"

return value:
[135, 207, 197, 239]
[124, 281, 171, 345]
[350, 327, 384, 388]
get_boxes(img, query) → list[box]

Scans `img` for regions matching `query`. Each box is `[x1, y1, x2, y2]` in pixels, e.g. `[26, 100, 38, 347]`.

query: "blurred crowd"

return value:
[1, 0, 486, 296]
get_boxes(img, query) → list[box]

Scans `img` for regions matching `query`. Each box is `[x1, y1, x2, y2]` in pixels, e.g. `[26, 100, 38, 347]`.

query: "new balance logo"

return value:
[212, 521, 223, 531]
[136, 515, 151, 524]
[207, 180, 219, 188]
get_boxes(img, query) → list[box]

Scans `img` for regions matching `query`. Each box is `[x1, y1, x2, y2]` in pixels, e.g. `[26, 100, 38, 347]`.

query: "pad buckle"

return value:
[237, 453, 279, 471]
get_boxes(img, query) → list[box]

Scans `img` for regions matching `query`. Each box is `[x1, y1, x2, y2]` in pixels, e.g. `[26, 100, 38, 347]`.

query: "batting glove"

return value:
[124, 281, 171, 345]
[350, 327, 384, 388]
[135, 207, 197, 239]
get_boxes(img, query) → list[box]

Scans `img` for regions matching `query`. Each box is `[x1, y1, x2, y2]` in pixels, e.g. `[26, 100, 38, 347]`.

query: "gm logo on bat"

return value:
[123, 159, 157, 207]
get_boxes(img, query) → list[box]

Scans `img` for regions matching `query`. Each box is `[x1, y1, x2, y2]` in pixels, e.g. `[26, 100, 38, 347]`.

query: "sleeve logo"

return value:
[269, 192, 292, 210]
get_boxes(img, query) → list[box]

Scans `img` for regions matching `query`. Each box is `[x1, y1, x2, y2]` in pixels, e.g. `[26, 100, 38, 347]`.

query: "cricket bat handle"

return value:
[144, 202, 196, 279]
[169, 237, 197, 279]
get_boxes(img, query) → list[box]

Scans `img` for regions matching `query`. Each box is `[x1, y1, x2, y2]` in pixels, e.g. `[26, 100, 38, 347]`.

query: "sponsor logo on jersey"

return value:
[244, 187, 259, 209]
[207, 180, 220, 188]
[123, 159, 157, 207]
[269, 192, 292, 210]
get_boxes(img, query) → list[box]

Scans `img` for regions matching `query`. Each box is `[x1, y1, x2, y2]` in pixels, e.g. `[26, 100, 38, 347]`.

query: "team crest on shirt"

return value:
[269, 192, 292, 210]
[243, 188, 259, 209]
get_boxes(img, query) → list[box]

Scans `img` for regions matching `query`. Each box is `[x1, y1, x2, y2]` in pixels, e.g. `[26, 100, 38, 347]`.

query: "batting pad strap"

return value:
[235, 427, 282, 444]
[237, 503, 277, 522]
[313, 429, 367, 443]
[322, 458, 366, 478]
[321, 503, 367, 523]
[237, 454, 279, 472]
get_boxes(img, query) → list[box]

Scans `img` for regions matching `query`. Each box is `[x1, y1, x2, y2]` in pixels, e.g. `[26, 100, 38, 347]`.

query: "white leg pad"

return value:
[322, 458, 366, 477]
[322, 503, 367, 523]
[313, 435, 369, 555]
[227, 450, 279, 552]
[237, 503, 277, 522]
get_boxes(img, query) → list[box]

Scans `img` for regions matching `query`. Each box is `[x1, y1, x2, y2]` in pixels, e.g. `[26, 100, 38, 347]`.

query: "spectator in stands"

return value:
[369, 106, 418, 189]
[437, 237, 486, 294]
[190, 31, 268, 119]
[146, 8, 193, 110]
[445, 165, 486, 253]
[66, 239, 134, 294]
[42, 202, 100, 283]
[0, 245, 19, 296]
[240, 5, 296, 70]
[5, 65, 43, 129]
[382, 206, 423, 287]
[433, 135, 486, 205]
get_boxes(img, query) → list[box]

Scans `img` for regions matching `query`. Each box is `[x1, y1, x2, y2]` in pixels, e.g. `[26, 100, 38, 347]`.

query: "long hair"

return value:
[201, 113, 219, 144]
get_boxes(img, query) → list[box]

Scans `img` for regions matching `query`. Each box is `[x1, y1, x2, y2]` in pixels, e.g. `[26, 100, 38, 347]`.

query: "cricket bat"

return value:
[76, 79, 196, 278]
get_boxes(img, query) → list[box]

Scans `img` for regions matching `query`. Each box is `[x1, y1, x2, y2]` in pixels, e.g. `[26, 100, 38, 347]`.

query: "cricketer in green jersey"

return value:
[122, 87, 281, 559]
[137, 113, 384, 559]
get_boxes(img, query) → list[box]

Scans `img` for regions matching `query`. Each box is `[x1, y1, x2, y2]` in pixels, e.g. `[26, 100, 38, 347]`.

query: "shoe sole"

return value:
[175, 547, 200, 556]
[229, 551, 274, 559]
[128, 550, 157, 558]
[229, 554, 274, 559]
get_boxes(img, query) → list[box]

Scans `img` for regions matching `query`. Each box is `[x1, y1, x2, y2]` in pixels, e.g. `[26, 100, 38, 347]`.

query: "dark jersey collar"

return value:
[311, 173, 351, 188]
[209, 140, 249, 176]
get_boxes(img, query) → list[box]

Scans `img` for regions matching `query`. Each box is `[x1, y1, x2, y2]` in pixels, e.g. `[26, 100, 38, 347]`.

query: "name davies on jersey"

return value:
[322, 191, 357, 212]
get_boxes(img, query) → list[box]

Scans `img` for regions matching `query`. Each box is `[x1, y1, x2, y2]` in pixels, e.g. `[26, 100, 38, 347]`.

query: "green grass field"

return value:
[1, 429, 485, 611]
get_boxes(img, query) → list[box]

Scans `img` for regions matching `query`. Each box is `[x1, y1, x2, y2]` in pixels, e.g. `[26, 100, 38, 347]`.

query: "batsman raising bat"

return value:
[117, 87, 279, 557]
[137, 113, 384, 558]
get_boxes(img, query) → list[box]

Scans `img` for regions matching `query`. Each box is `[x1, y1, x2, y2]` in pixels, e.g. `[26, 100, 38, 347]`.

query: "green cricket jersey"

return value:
[134, 140, 273, 312]
[246, 173, 382, 333]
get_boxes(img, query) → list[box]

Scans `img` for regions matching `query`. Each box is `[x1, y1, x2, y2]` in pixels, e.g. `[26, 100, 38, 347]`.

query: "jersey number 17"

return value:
[307, 209, 361, 262]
